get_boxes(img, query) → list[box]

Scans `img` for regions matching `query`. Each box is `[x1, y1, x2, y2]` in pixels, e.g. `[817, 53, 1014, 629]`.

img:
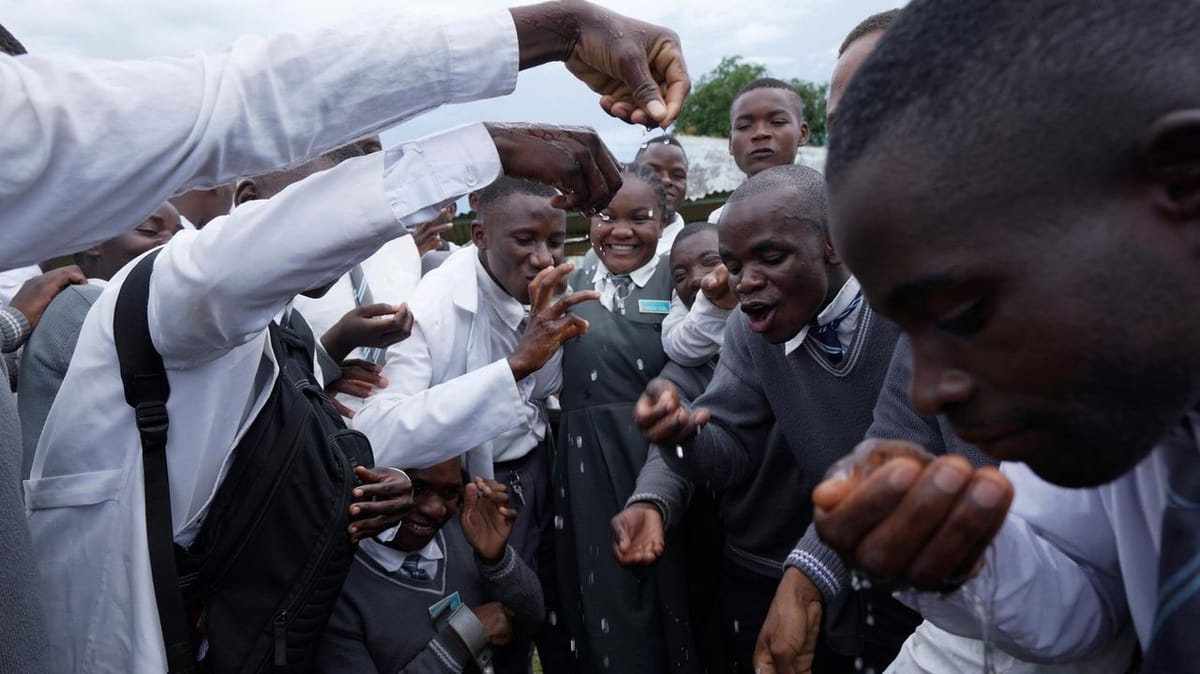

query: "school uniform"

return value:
[25, 122, 506, 672]
[556, 252, 696, 674]
[315, 518, 544, 674]
[656, 213, 686, 256]
[0, 265, 40, 305]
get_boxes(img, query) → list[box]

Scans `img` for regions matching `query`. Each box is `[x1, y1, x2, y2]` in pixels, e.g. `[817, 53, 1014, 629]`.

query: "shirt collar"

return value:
[783, 276, 861, 356]
[591, 252, 661, 289]
[360, 531, 445, 573]
[473, 253, 527, 332]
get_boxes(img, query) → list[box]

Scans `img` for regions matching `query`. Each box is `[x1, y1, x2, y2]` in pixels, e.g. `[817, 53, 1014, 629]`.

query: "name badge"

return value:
[638, 299, 671, 315]
[428, 591, 462, 630]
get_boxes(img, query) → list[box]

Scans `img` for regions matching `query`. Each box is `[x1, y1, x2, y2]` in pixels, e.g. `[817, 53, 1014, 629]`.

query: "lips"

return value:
[603, 242, 641, 255]
[741, 300, 777, 333]
[953, 424, 1036, 462]
[749, 147, 775, 159]
[401, 519, 437, 537]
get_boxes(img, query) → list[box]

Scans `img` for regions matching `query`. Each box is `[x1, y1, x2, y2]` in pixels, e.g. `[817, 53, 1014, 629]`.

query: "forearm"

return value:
[0, 10, 519, 266]
[626, 444, 692, 528]
[480, 545, 545, 635]
[661, 294, 729, 367]
[785, 525, 850, 606]
[398, 629, 477, 674]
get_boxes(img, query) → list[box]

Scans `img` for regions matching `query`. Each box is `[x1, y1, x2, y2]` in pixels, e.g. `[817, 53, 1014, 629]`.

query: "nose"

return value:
[733, 266, 763, 296]
[908, 337, 975, 417]
[531, 242, 554, 270]
[751, 121, 771, 140]
[418, 495, 448, 521]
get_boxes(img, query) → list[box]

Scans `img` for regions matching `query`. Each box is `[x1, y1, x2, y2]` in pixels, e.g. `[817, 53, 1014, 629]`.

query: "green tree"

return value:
[673, 56, 829, 146]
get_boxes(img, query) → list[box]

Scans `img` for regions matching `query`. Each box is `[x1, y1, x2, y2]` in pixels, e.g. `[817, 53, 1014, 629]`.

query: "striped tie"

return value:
[401, 554, 431, 581]
[808, 290, 863, 364]
[1144, 412, 1200, 671]
[347, 264, 384, 364]
[609, 274, 633, 315]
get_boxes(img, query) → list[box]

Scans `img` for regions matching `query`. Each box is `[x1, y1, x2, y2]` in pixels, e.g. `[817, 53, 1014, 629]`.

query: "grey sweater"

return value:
[315, 518, 544, 674]
[0, 304, 50, 673]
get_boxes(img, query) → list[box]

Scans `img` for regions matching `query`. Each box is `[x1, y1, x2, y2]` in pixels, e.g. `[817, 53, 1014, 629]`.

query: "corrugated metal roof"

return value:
[674, 135, 827, 200]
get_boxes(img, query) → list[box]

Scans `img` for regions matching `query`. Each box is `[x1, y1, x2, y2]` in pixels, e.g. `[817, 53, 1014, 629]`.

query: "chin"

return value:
[1024, 429, 1161, 488]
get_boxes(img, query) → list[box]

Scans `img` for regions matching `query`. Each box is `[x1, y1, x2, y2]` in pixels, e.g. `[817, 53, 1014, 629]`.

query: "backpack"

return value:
[115, 250, 375, 673]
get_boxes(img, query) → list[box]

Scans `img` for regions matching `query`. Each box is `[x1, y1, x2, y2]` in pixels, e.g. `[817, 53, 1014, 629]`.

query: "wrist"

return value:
[507, 353, 533, 381]
[320, 326, 350, 364]
[510, 1, 580, 69]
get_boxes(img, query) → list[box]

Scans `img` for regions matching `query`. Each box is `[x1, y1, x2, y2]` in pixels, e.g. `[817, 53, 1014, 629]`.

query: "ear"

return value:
[797, 121, 811, 147]
[233, 179, 259, 207]
[1138, 109, 1200, 219]
[823, 234, 842, 265]
[470, 220, 487, 249]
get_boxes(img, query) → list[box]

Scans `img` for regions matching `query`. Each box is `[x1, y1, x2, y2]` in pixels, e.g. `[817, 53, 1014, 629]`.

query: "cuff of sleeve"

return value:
[785, 529, 849, 604]
[0, 305, 32, 353]
[624, 494, 671, 528]
[383, 123, 502, 227]
[443, 10, 520, 104]
[449, 604, 492, 658]
[431, 627, 474, 671]
[479, 545, 519, 582]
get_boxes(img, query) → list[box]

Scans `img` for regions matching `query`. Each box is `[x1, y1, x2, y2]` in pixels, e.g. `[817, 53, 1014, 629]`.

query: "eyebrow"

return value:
[735, 108, 793, 121]
[749, 239, 789, 255]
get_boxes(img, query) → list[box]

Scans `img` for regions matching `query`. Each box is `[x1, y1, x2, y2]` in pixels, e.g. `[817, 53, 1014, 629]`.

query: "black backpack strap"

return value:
[113, 249, 197, 674]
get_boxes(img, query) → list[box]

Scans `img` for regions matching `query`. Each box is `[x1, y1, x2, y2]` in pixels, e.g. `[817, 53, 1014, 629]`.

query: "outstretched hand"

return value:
[634, 377, 711, 446]
[485, 123, 622, 216]
[460, 477, 517, 565]
[9, 265, 87, 330]
[610, 503, 665, 567]
[508, 263, 599, 380]
[321, 303, 413, 363]
[347, 466, 413, 542]
[812, 439, 1013, 591]
[753, 567, 823, 674]
[324, 359, 388, 419]
[701, 264, 738, 310]
[510, 1, 690, 129]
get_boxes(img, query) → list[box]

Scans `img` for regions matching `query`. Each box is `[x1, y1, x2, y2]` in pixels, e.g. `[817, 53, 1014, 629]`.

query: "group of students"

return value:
[4, 0, 1200, 673]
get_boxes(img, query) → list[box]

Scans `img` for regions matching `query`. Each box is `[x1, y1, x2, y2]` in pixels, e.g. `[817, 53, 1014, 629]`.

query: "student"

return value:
[316, 459, 543, 673]
[557, 163, 694, 673]
[811, 0, 1200, 668]
[635, 165, 922, 672]
[353, 177, 593, 672]
[706, 78, 811, 225]
[169, 184, 233, 229]
[638, 135, 691, 255]
[18, 203, 180, 477]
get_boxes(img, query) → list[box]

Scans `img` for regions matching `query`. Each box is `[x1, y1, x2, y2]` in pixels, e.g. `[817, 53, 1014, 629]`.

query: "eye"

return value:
[549, 238, 565, 249]
[514, 236, 534, 245]
[761, 252, 786, 265]
[932, 298, 991, 337]
[136, 227, 159, 237]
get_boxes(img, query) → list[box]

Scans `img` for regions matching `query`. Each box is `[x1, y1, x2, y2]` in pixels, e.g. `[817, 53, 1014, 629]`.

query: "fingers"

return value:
[329, 396, 355, 419]
[634, 378, 680, 429]
[812, 457, 924, 554]
[616, 46, 669, 126]
[393, 304, 414, 339]
[655, 42, 691, 127]
[528, 264, 573, 312]
[357, 303, 402, 319]
[348, 514, 401, 543]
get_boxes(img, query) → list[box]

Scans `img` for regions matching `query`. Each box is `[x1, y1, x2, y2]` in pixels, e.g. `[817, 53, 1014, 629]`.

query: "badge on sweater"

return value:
[428, 591, 462, 630]
[638, 299, 671, 315]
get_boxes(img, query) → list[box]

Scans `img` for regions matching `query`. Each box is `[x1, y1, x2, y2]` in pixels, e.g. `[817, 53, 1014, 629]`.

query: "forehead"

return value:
[639, 143, 687, 167]
[608, 175, 657, 209]
[671, 230, 719, 262]
[408, 461, 463, 487]
[483, 192, 564, 230]
[829, 31, 884, 120]
[719, 188, 810, 251]
[732, 88, 801, 120]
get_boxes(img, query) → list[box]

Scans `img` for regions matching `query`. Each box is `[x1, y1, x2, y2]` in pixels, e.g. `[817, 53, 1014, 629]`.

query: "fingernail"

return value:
[971, 480, 1005, 508]
[647, 100, 667, 120]
[932, 464, 968, 494]
[888, 461, 921, 489]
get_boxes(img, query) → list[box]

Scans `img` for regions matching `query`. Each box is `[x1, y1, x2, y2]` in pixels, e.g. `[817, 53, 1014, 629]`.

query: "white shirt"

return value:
[899, 444, 1181, 662]
[661, 292, 733, 367]
[707, 203, 725, 225]
[0, 265, 41, 305]
[292, 236, 423, 415]
[0, 9, 514, 268]
[361, 536, 445, 577]
[590, 254, 661, 312]
[353, 248, 561, 478]
[783, 276, 862, 356]
[655, 213, 686, 257]
[24, 12, 518, 670]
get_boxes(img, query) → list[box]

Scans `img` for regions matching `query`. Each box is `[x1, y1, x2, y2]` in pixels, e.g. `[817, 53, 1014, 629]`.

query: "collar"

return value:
[591, 253, 661, 289]
[473, 253, 527, 332]
[783, 276, 862, 356]
[360, 531, 445, 574]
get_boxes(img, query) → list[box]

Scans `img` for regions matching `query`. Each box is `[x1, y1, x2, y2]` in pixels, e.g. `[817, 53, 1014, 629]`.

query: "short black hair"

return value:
[732, 77, 807, 123]
[839, 9, 902, 56]
[476, 177, 559, 222]
[671, 221, 719, 253]
[727, 164, 828, 237]
[635, 134, 689, 165]
[244, 143, 364, 201]
[1, 23, 28, 56]
[622, 162, 668, 222]
[825, 0, 1200, 198]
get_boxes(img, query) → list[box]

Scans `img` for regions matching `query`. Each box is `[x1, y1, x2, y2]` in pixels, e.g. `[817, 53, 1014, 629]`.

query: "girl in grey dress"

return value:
[554, 164, 697, 673]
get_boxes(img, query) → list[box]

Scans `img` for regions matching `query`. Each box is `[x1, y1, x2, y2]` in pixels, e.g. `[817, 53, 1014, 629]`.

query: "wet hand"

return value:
[508, 263, 599, 380]
[484, 123, 622, 216]
[510, 1, 690, 129]
[471, 602, 515, 647]
[347, 466, 413, 542]
[812, 439, 1013, 591]
[9, 265, 87, 330]
[700, 264, 737, 310]
[324, 359, 388, 419]
[634, 378, 710, 445]
[610, 503, 665, 567]
[753, 567, 822, 674]
[461, 477, 517, 565]
[321, 303, 413, 363]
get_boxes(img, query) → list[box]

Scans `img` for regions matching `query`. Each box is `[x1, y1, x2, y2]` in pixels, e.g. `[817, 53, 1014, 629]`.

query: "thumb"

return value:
[464, 482, 480, 511]
[618, 47, 668, 124]
[359, 302, 401, 318]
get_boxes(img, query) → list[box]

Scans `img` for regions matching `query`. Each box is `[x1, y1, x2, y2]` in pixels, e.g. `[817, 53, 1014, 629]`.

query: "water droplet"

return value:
[636, 358, 644, 370]
[865, 614, 875, 626]
[601, 618, 610, 633]
[732, 619, 740, 633]
[579, 461, 585, 474]
[570, 639, 576, 653]
[590, 370, 598, 381]
[575, 436, 583, 448]
[854, 657, 864, 671]
[554, 515, 564, 530]
[676, 445, 684, 459]
[603, 656, 610, 669]
[560, 486, 567, 498]
[588, 571, 595, 585]
[549, 611, 558, 626]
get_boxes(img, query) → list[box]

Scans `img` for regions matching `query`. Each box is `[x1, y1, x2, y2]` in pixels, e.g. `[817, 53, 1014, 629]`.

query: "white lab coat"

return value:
[353, 247, 559, 478]
[24, 129, 507, 673]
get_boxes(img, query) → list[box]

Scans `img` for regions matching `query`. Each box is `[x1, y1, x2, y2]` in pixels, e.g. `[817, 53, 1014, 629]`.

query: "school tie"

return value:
[808, 290, 864, 364]
[347, 264, 384, 364]
[1143, 412, 1200, 671]
[400, 554, 431, 581]
[609, 274, 633, 315]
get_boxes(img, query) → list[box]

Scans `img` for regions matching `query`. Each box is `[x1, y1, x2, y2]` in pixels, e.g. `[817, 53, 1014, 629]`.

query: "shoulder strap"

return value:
[113, 249, 197, 674]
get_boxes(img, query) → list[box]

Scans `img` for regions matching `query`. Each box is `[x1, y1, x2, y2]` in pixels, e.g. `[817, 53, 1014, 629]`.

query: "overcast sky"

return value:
[5, 0, 899, 159]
